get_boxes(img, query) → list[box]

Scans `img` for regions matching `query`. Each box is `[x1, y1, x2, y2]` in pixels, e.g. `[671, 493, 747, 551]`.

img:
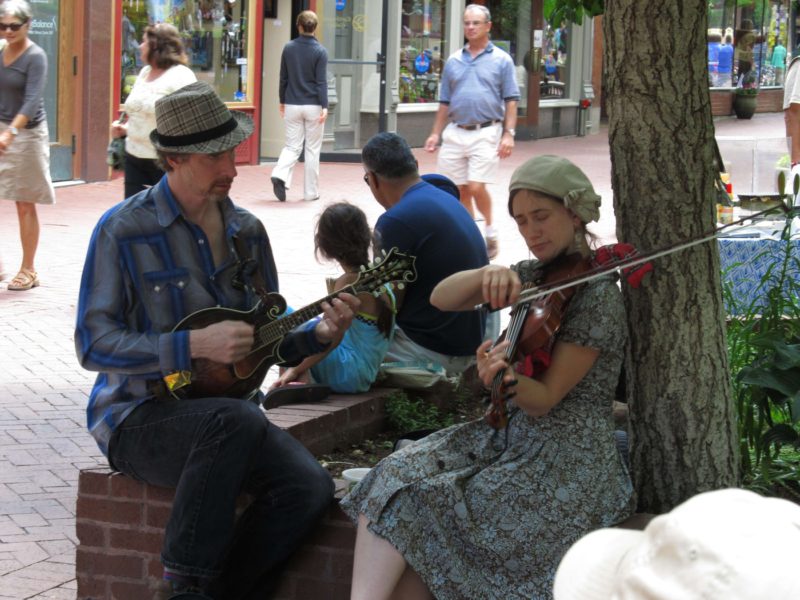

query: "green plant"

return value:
[385, 391, 454, 433]
[723, 190, 800, 498]
[734, 70, 759, 95]
[543, 0, 604, 24]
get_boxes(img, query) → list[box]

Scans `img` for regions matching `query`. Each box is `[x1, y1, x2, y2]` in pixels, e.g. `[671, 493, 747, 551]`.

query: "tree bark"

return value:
[604, 0, 739, 513]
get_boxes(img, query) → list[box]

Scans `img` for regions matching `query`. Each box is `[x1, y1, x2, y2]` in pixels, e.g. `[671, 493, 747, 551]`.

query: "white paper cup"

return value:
[342, 467, 371, 491]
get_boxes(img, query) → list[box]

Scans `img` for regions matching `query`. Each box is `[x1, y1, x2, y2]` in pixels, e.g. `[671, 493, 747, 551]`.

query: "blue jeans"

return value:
[108, 397, 334, 599]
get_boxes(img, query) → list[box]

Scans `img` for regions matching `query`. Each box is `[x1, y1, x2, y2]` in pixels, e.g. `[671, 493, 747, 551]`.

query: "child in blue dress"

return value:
[271, 202, 396, 393]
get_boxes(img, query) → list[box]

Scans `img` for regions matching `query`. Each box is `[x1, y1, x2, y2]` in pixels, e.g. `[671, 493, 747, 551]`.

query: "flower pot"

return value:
[732, 94, 757, 119]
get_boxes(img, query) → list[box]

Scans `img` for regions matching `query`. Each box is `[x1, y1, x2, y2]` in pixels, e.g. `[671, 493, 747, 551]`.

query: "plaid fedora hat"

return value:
[150, 81, 254, 154]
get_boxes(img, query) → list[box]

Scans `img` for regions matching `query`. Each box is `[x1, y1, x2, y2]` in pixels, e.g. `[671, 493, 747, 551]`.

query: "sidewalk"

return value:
[0, 113, 784, 598]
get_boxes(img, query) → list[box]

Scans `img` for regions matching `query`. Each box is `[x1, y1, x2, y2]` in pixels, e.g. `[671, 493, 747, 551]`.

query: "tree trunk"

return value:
[604, 0, 739, 513]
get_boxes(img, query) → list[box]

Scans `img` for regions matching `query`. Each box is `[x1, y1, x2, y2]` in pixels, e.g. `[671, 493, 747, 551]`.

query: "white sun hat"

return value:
[553, 488, 800, 600]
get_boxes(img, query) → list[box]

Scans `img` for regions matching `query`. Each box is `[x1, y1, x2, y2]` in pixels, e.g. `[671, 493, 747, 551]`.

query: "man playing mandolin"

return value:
[75, 81, 359, 599]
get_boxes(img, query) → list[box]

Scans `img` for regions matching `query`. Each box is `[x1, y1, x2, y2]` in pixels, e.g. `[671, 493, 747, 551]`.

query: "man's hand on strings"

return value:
[314, 292, 360, 345]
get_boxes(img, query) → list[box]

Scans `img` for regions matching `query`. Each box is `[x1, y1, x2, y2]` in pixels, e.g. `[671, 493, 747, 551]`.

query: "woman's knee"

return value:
[16, 201, 37, 217]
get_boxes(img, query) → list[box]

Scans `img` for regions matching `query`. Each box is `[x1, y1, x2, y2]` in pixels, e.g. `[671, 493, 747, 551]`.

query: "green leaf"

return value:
[762, 424, 800, 449]
[738, 365, 800, 398]
[791, 392, 800, 423]
[749, 338, 800, 370]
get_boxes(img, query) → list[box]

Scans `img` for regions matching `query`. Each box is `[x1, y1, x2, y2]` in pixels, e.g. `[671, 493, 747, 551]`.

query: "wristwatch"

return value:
[504, 128, 516, 136]
[7, 126, 19, 136]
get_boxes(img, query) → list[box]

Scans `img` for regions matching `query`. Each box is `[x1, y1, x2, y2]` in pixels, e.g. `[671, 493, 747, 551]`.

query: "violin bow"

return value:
[474, 201, 796, 311]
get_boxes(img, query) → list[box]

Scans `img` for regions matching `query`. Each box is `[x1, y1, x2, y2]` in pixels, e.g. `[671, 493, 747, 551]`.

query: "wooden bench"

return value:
[76, 388, 396, 600]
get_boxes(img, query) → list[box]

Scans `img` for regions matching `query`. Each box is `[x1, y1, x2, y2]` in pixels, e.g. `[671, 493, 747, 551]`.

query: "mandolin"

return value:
[165, 248, 416, 400]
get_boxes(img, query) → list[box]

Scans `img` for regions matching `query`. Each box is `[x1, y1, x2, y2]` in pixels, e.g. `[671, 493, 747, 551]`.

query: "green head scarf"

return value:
[508, 155, 601, 224]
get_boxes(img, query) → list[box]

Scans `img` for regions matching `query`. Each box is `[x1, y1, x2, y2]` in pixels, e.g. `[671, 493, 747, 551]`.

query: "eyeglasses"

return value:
[0, 21, 26, 32]
[463, 20, 487, 27]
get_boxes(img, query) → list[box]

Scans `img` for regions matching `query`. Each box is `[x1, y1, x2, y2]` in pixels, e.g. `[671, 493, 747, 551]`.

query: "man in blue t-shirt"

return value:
[362, 132, 488, 374]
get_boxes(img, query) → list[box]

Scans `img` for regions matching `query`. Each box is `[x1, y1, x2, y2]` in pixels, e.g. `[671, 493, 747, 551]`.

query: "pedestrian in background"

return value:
[717, 34, 734, 87]
[110, 23, 196, 200]
[0, 0, 55, 291]
[783, 53, 800, 182]
[424, 4, 520, 260]
[707, 32, 721, 86]
[270, 10, 328, 203]
[771, 40, 787, 85]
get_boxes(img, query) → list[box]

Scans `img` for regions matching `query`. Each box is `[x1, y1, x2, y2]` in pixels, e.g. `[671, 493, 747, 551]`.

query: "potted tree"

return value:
[732, 70, 759, 119]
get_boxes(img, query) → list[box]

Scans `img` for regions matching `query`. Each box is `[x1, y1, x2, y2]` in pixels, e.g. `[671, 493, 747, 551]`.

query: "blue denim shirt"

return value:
[75, 177, 324, 455]
[439, 42, 520, 126]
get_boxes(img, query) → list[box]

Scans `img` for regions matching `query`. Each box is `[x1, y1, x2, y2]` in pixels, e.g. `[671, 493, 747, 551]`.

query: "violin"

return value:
[484, 253, 592, 430]
[479, 201, 794, 430]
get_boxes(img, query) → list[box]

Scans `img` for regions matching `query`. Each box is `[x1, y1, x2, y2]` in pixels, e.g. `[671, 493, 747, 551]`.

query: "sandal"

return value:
[262, 383, 330, 409]
[8, 268, 39, 291]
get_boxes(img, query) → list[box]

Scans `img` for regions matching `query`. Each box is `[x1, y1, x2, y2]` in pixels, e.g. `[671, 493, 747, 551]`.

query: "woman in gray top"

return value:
[0, 0, 55, 291]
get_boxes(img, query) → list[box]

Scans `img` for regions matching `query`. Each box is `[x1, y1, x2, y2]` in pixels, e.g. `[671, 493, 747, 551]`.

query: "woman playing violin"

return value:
[341, 155, 635, 600]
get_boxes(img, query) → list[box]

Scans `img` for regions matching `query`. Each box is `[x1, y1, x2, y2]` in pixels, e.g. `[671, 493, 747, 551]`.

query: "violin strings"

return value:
[499, 204, 788, 307]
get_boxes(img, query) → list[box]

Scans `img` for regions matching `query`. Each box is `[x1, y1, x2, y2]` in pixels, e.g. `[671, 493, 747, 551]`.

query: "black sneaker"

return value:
[271, 177, 286, 202]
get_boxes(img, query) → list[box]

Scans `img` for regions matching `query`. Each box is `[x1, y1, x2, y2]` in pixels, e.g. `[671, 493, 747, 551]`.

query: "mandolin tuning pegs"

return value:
[397, 283, 405, 290]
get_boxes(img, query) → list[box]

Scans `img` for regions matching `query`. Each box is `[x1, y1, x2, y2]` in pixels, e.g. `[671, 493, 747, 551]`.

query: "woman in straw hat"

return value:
[342, 155, 636, 600]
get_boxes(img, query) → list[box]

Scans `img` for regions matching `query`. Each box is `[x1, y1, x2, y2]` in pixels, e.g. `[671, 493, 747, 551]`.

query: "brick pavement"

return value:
[0, 114, 783, 598]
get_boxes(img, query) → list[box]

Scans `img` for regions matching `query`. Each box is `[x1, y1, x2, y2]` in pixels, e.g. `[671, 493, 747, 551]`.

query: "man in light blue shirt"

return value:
[424, 4, 520, 260]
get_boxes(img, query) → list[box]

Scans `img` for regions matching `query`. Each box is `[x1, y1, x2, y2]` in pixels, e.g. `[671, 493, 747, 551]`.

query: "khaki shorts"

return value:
[436, 121, 502, 185]
[384, 326, 475, 376]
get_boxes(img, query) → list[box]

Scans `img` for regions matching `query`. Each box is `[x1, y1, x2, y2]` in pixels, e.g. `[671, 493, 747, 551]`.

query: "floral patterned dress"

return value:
[340, 260, 636, 599]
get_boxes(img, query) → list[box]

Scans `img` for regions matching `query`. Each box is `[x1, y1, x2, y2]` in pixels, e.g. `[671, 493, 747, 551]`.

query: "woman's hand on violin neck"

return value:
[481, 265, 522, 310]
[476, 339, 514, 387]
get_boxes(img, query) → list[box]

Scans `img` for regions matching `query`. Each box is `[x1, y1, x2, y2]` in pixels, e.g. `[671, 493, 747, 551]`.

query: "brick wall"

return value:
[711, 88, 784, 116]
[76, 469, 355, 599]
[75, 389, 393, 599]
[273, 494, 355, 600]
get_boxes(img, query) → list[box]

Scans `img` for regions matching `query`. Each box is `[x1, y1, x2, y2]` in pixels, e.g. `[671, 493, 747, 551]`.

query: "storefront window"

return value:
[484, 1, 532, 110]
[540, 17, 569, 99]
[120, 0, 251, 104]
[399, 0, 447, 104]
[708, 0, 789, 89]
[28, 0, 59, 140]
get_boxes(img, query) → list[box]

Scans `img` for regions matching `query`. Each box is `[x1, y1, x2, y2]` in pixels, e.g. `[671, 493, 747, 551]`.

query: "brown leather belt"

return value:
[455, 120, 501, 130]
